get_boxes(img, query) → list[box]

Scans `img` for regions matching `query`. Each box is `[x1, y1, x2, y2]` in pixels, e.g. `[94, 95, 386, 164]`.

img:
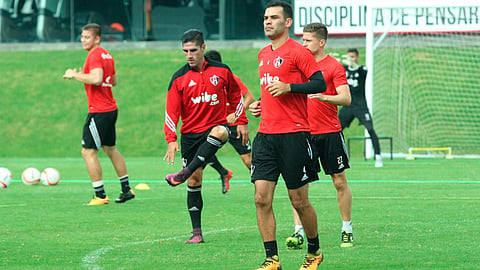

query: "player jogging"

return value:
[163, 29, 242, 243]
[286, 22, 355, 250]
[63, 23, 135, 206]
[249, 2, 326, 269]
[339, 48, 383, 167]
[204, 50, 254, 194]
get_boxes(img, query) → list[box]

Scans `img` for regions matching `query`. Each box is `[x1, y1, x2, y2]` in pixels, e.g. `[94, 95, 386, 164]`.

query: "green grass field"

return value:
[1, 156, 479, 269]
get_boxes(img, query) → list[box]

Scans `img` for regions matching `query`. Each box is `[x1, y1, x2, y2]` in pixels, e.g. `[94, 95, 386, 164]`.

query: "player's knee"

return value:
[331, 173, 348, 190]
[210, 125, 229, 142]
[254, 192, 272, 209]
[81, 148, 97, 159]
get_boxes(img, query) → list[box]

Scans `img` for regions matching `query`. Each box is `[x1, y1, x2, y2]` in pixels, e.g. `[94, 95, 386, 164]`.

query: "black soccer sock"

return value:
[368, 129, 382, 155]
[264, 240, 278, 258]
[307, 235, 320, 254]
[187, 135, 225, 173]
[187, 185, 203, 230]
[119, 175, 130, 193]
[208, 155, 229, 176]
[92, 180, 106, 199]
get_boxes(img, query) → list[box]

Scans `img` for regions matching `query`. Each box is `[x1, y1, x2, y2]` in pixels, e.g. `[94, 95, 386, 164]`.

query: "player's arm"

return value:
[63, 67, 103, 85]
[236, 124, 249, 146]
[266, 71, 326, 97]
[308, 84, 351, 106]
[242, 90, 255, 110]
[112, 74, 117, 87]
[249, 100, 261, 118]
[226, 70, 243, 120]
[163, 79, 182, 165]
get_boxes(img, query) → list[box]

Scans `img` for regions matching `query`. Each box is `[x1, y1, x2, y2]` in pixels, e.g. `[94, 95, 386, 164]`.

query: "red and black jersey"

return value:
[229, 74, 249, 126]
[83, 47, 117, 113]
[308, 55, 348, 134]
[164, 60, 243, 143]
[258, 38, 321, 134]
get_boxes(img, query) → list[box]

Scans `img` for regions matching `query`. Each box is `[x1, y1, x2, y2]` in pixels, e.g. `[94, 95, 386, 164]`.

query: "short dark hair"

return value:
[82, 23, 102, 37]
[347, 48, 359, 56]
[205, 50, 222, 62]
[181, 29, 204, 46]
[303, 22, 328, 41]
[265, 1, 293, 19]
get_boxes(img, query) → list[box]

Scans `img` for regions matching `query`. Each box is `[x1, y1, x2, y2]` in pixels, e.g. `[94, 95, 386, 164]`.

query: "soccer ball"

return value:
[22, 167, 41, 185]
[0, 167, 12, 189]
[40, 168, 60, 186]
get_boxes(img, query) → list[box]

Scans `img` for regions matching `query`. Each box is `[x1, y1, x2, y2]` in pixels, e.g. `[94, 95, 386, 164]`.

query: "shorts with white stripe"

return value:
[82, 110, 118, 149]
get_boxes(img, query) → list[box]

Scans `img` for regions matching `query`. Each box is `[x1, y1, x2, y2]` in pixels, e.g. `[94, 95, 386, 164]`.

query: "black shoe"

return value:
[115, 189, 135, 203]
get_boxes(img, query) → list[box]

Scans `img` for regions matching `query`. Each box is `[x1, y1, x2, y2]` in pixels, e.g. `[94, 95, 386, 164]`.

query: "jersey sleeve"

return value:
[87, 50, 103, 71]
[293, 47, 321, 79]
[164, 78, 182, 143]
[333, 62, 348, 88]
[226, 70, 243, 120]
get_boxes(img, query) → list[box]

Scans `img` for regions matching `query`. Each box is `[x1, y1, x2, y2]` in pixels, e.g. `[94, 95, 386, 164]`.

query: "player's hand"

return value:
[163, 142, 180, 165]
[249, 101, 261, 118]
[236, 124, 249, 146]
[63, 68, 78, 79]
[226, 112, 236, 124]
[308, 93, 328, 102]
[266, 81, 290, 97]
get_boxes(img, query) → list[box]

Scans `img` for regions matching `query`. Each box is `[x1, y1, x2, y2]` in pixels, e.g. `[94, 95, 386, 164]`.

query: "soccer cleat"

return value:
[286, 232, 304, 249]
[221, 169, 233, 194]
[255, 255, 282, 270]
[374, 155, 383, 168]
[165, 168, 191, 187]
[299, 250, 323, 270]
[87, 196, 109, 206]
[341, 231, 354, 248]
[115, 189, 135, 203]
[184, 234, 204, 244]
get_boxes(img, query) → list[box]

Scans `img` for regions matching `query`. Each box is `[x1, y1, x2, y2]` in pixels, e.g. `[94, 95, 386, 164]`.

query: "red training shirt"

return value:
[83, 47, 117, 113]
[164, 60, 243, 143]
[258, 38, 321, 134]
[308, 55, 348, 134]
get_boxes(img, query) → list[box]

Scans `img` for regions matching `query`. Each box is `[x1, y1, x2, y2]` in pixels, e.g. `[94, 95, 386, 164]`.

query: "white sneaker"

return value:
[375, 155, 383, 168]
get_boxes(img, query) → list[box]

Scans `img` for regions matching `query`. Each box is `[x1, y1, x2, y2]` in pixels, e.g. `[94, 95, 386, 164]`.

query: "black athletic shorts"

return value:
[82, 110, 118, 149]
[181, 125, 229, 168]
[227, 125, 251, 155]
[251, 132, 318, 190]
[339, 106, 374, 131]
[311, 132, 350, 175]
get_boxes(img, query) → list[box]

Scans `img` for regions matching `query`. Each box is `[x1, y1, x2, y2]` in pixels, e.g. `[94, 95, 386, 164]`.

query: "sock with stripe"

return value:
[119, 175, 130, 193]
[187, 185, 203, 230]
[92, 180, 106, 198]
[187, 135, 224, 173]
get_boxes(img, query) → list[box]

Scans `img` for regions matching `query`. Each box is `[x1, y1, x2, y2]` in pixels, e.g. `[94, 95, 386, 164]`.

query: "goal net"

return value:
[366, 2, 480, 156]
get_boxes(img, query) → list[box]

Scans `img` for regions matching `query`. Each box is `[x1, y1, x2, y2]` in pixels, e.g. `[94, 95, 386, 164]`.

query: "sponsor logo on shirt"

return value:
[210, 75, 219, 86]
[260, 73, 280, 86]
[273, 57, 284, 68]
[191, 92, 219, 106]
[102, 76, 113, 88]
[101, 53, 113, 60]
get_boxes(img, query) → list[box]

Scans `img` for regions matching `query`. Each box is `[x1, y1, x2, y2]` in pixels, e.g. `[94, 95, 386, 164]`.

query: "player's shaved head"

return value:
[182, 29, 204, 46]
[82, 23, 102, 37]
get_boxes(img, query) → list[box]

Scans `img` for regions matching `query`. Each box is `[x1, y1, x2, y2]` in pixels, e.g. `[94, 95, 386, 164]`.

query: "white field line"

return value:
[0, 203, 27, 208]
[81, 226, 256, 270]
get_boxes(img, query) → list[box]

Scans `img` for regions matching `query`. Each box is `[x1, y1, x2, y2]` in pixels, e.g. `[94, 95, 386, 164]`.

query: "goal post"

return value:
[365, 1, 480, 157]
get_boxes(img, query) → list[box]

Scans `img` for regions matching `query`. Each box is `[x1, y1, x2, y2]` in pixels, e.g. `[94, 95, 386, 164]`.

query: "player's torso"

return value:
[83, 47, 117, 113]
[257, 39, 315, 134]
[308, 56, 344, 134]
[345, 66, 367, 107]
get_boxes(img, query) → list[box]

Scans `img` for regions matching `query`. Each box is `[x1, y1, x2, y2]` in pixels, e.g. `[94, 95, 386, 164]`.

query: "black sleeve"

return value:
[290, 71, 326, 94]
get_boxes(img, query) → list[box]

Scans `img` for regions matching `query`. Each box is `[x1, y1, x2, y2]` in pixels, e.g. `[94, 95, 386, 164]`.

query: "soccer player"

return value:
[63, 23, 135, 206]
[339, 48, 383, 167]
[249, 1, 326, 269]
[285, 22, 354, 250]
[163, 29, 242, 243]
[204, 50, 254, 194]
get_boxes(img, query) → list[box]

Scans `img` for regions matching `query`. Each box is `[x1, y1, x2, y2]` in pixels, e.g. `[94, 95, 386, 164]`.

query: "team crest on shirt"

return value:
[210, 75, 220, 86]
[273, 57, 284, 68]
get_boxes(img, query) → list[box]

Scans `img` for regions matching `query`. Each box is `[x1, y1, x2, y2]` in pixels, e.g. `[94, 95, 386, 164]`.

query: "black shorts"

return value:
[181, 125, 229, 168]
[228, 125, 251, 155]
[339, 106, 374, 131]
[311, 132, 350, 175]
[82, 110, 118, 149]
[251, 132, 318, 190]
